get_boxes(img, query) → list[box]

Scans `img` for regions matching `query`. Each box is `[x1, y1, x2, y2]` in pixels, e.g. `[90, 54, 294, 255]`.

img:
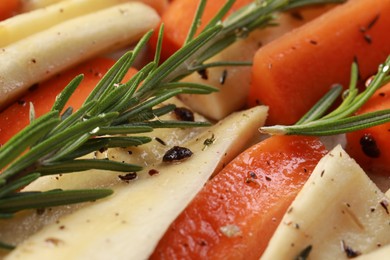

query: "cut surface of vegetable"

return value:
[0, 0, 142, 48]
[346, 82, 390, 176]
[0, 57, 137, 146]
[0, 0, 20, 21]
[0, 2, 159, 110]
[150, 0, 253, 61]
[3, 106, 267, 260]
[262, 145, 390, 259]
[151, 135, 327, 259]
[179, 6, 334, 120]
[249, 0, 390, 125]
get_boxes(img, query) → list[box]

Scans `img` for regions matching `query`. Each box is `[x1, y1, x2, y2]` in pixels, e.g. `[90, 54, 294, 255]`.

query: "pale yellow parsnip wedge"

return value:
[5, 106, 268, 260]
[0, 2, 159, 110]
[0, 0, 144, 48]
[261, 145, 390, 260]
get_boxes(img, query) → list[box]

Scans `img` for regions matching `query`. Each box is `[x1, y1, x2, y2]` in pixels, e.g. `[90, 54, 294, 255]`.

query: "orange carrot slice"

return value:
[150, 0, 253, 61]
[346, 82, 390, 175]
[0, 0, 20, 21]
[249, 0, 390, 125]
[0, 57, 136, 146]
[150, 135, 327, 259]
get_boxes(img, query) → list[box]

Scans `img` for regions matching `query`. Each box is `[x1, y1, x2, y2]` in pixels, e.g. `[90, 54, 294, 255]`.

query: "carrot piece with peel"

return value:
[346, 82, 390, 176]
[249, 0, 390, 125]
[0, 0, 20, 20]
[150, 0, 253, 61]
[150, 135, 327, 259]
[0, 57, 137, 146]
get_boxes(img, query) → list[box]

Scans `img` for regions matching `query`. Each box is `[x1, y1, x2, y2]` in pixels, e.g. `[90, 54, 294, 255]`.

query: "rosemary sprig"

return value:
[260, 56, 390, 135]
[0, 0, 345, 249]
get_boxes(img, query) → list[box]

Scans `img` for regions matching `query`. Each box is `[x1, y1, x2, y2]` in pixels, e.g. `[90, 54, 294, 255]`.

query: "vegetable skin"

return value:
[249, 0, 390, 125]
[151, 135, 327, 259]
[346, 82, 390, 175]
[0, 57, 137, 146]
[150, 0, 253, 61]
[0, 2, 159, 110]
[0, 0, 20, 21]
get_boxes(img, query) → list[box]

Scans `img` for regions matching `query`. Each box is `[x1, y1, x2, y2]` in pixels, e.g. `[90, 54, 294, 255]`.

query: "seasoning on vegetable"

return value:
[380, 199, 389, 214]
[295, 245, 312, 260]
[203, 134, 215, 149]
[162, 146, 193, 162]
[118, 172, 138, 182]
[341, 240, 361, 258]
[148, 169, 159, 176]
[174, 107, 195, 122]
[219, 69, 228, 85]
[197, 69, 208, 80]
[360, 133, 381, 158]
[155, 137, 166, 146]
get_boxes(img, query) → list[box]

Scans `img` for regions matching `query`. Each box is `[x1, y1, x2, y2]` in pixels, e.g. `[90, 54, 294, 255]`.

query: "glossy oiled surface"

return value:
[151, 135, 327, 259]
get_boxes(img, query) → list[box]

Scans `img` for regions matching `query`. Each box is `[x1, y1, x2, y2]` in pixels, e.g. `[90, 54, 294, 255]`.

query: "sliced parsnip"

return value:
[1, 0, 136, 48]
[261, 145, 390, 260]
[179, 6, 334, 120]
[20, 0, 169, 14]
[4, 105, 268, 259]
[0, 2, 159, 110]
[0, 98, 206, 249]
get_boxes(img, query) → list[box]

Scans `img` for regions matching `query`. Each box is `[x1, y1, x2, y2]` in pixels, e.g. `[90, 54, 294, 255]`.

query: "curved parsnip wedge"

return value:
[1, 0, 143, 48]
[262, 145, 390, 260]
[5, 106, 268, 260]
[0, 2, 159, 110]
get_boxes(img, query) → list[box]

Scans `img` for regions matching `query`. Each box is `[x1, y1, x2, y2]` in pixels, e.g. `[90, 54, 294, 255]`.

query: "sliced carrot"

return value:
[248, 0, 390, 125]
[150, 0, 253, 61]
[0, 57, 137, 146]
[0, 0, 20, 21]
[151, 135, 327, 259]
[142, 0, 170, 15]
[346, 82, 390, 176]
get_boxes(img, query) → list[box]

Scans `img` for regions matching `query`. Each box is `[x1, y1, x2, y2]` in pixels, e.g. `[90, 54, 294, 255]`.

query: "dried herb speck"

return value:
[341, 240, 361, 258]
[118, 172, 138, 182]
[197, 69, 208, 80]
[219, 69, 228, 85]
[295, 245, 312, 260]
[174, 107, 195, 122]
[155, 137, 166, 146]
[163, 146, 193, 162]
[360, 134, 381, 158]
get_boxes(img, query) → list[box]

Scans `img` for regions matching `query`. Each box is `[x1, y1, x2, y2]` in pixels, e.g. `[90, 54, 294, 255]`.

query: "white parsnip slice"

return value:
[1, 0, 137, 48]
[20, 0, 168, 14]
[261, 145, 390, 260]
[4, 106, 268, 260]
[0, 2, 159, 110]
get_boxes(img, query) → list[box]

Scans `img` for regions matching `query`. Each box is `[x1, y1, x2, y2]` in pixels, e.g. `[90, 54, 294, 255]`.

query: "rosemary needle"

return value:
[0, 0, 346, 249]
